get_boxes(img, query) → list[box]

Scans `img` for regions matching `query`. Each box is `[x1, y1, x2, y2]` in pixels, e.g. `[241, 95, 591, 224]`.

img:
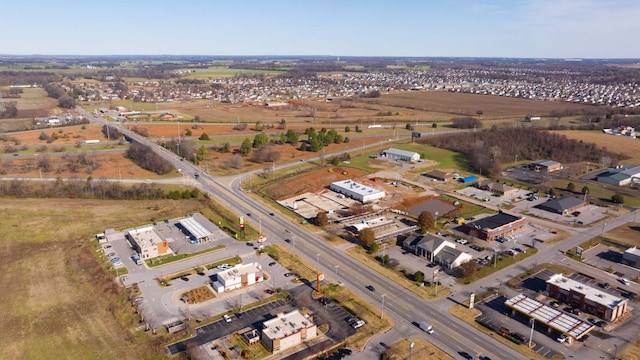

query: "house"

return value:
[423, 170, 454, 182]
[261, 310, 317, 354]
[381, 148, 420, 162]
[546, 274, 628, 322]
[329, 179, 385, 203]
[460, 211, 527, 241]
[530, 160, 562, 173]
[477, 180, 517, 197]
[536, 196, 586, 215]
[402, 233, 472, 269]
[623, 247, 640, 268]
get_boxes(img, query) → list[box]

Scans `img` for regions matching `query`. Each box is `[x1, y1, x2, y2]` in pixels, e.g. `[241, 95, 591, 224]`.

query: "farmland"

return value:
[0, 198, 204, 359]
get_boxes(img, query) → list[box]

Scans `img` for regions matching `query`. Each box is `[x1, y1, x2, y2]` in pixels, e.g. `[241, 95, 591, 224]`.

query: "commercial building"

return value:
[329, 179, 385, 203]
[546, 274, 628, 322]
[530, 160, 562, 173]
[261, 310, 317, 354]
[402, 233, 472, 269]
[423, 169, 454, 182]
[381, 148, 420, 162]
[597, 165, 640, 187]
[127, 225, 169, 259]
[477, 180, 517, 197]
[460, 211, 527, 241]
[211, 262, 264, 293]
[536, 196, 586, 215]
[623, 247, 640, 268]
[505, 293, 593, 342]
[178, 215, 214, 243]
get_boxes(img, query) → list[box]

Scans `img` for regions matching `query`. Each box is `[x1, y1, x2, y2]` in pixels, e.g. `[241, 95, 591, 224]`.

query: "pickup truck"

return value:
[418, 321, 434, 334]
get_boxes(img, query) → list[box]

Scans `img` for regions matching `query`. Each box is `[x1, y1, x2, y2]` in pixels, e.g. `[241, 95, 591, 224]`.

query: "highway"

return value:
[79, 108, 639, 359]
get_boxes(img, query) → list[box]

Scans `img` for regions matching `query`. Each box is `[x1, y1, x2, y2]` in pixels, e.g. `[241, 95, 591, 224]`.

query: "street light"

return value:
[334, 265, 339, 280]
[380, 294, 387, 319]
[493, 248, 498, 269]
[316, 253, 320, 274]
[409, 341, 415, 360]
[529, 318, 535, 348]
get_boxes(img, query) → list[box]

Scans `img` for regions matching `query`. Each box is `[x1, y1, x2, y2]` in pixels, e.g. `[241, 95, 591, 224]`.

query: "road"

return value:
[80, 108, 639, 359]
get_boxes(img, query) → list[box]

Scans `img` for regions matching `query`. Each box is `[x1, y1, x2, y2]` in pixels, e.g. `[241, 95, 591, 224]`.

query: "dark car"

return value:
[345, 316, 357, 324]
[264, 289, 275, 294]
[600, 282, 610, 289]
[318, 297, 331, 305]
[180, 276, 189, 282]
[269, 212, 275, 216]
[284, 272, 295, 277]
[268, 261, 276, 266]
[459, 351, 473, 360]
[339, 348, 352, 356]
[366, 285, 376, 292]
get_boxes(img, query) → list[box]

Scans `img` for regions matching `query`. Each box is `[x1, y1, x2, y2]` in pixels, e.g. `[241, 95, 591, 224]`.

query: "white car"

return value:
[223, 314, 232, 323]
[620, 278, 630, 286]
[557, 335, 568, 343]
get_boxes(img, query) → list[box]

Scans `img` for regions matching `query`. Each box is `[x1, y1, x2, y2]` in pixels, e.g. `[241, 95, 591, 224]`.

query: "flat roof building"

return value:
[530, 160, 562, 172]
[261, 310, 317, 354]
[597, 165, 640, 187]
[623, 246, 640, 268]
[460, 211, 527, 241]
[546, 274, 628, 322]
[127, 225, 169, 259]
[178, 215, 213, 243]
[212, 262, 264, 293]
[329, 179, 385, 204]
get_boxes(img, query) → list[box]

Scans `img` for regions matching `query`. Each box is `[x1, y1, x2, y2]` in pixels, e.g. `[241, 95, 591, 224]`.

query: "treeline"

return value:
[43, 83, 76, 108]
[420, 127, 628, 177]
[0, 101, 18, 118]
[126, 142, 173, 175]
[0, 71, 61, 86]
[0, 179, 201, 200]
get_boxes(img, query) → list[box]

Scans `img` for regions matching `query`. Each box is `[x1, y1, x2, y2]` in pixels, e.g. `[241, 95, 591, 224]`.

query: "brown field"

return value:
[2, 152, 161, 179]
[605, 222, 640, 247]
[549, 130, 640, 161]
[0, 198, 205, 359]
[264, 167, 369, 200]
[10, 123, 107, 145]
[371, 91, 595, 118]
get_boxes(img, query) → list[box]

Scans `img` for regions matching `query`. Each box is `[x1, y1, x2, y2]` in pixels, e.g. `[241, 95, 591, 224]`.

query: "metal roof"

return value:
[178, 217, 213, 240]
[505, 293, 593, 339]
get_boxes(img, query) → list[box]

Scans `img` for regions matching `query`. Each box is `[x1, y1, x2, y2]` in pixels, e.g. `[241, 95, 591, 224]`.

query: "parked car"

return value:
[284, 272, 295, 277]
[180, 276, 189, 282]
[351, 320, 366, 329]
[107, 252, 116, 257]
[264, 289, 275, 295]
[223, 314, 232, 323]
[557, 335, 568, 343]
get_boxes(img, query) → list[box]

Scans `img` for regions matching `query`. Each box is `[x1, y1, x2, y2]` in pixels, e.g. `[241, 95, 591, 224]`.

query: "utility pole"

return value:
[380, 294, 387, 319]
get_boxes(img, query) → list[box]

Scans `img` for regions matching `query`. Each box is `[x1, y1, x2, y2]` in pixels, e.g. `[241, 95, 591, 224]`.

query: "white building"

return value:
[127, 225, 169, 259]
[261, 310, 317, 354]
[597, 165, 640, 187]
[382, 148, 420, 162]
[329, 179, 385, 203]
[212, 262, 264, 293]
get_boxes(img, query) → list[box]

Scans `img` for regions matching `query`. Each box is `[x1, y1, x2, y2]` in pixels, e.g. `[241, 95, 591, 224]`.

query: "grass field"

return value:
[0, 198, 205, 359]
[549, 130, 640, 162]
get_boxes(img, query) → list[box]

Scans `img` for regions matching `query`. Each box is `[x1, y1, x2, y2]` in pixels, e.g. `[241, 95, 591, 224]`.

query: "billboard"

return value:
[411, 132, 421, 138]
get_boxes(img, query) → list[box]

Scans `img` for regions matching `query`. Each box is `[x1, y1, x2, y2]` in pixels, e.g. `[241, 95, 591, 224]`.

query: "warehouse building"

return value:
[460, 211, 527, 241]
[381, 148, 420, 162]
[261, 310, 317, 354]
[597, 165, 640, 187]
[546, 274, 628, 322]
[329, 179, 385, 203]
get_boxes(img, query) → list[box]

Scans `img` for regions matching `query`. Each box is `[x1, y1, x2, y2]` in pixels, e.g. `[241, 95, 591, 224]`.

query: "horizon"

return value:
[4, 1, 640, 58]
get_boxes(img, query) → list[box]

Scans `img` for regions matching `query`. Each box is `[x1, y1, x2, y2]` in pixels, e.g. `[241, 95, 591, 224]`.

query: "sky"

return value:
[3, 0, 640, 58]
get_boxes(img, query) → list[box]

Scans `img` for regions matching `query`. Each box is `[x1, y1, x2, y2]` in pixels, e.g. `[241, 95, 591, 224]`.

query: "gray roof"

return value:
[539, 196, 585, 212]
[533, 159, 561, 167]
[385, 148, 419, 158]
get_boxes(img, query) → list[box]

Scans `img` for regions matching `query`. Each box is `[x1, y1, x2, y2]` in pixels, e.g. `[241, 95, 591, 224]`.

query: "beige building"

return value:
[211, 263, 264, 293]
[261, 310, 317, 354]
[127, 225, 168, 259]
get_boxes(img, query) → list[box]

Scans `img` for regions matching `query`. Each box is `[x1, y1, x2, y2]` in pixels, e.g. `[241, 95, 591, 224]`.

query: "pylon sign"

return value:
[240, 216, 245, 229]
